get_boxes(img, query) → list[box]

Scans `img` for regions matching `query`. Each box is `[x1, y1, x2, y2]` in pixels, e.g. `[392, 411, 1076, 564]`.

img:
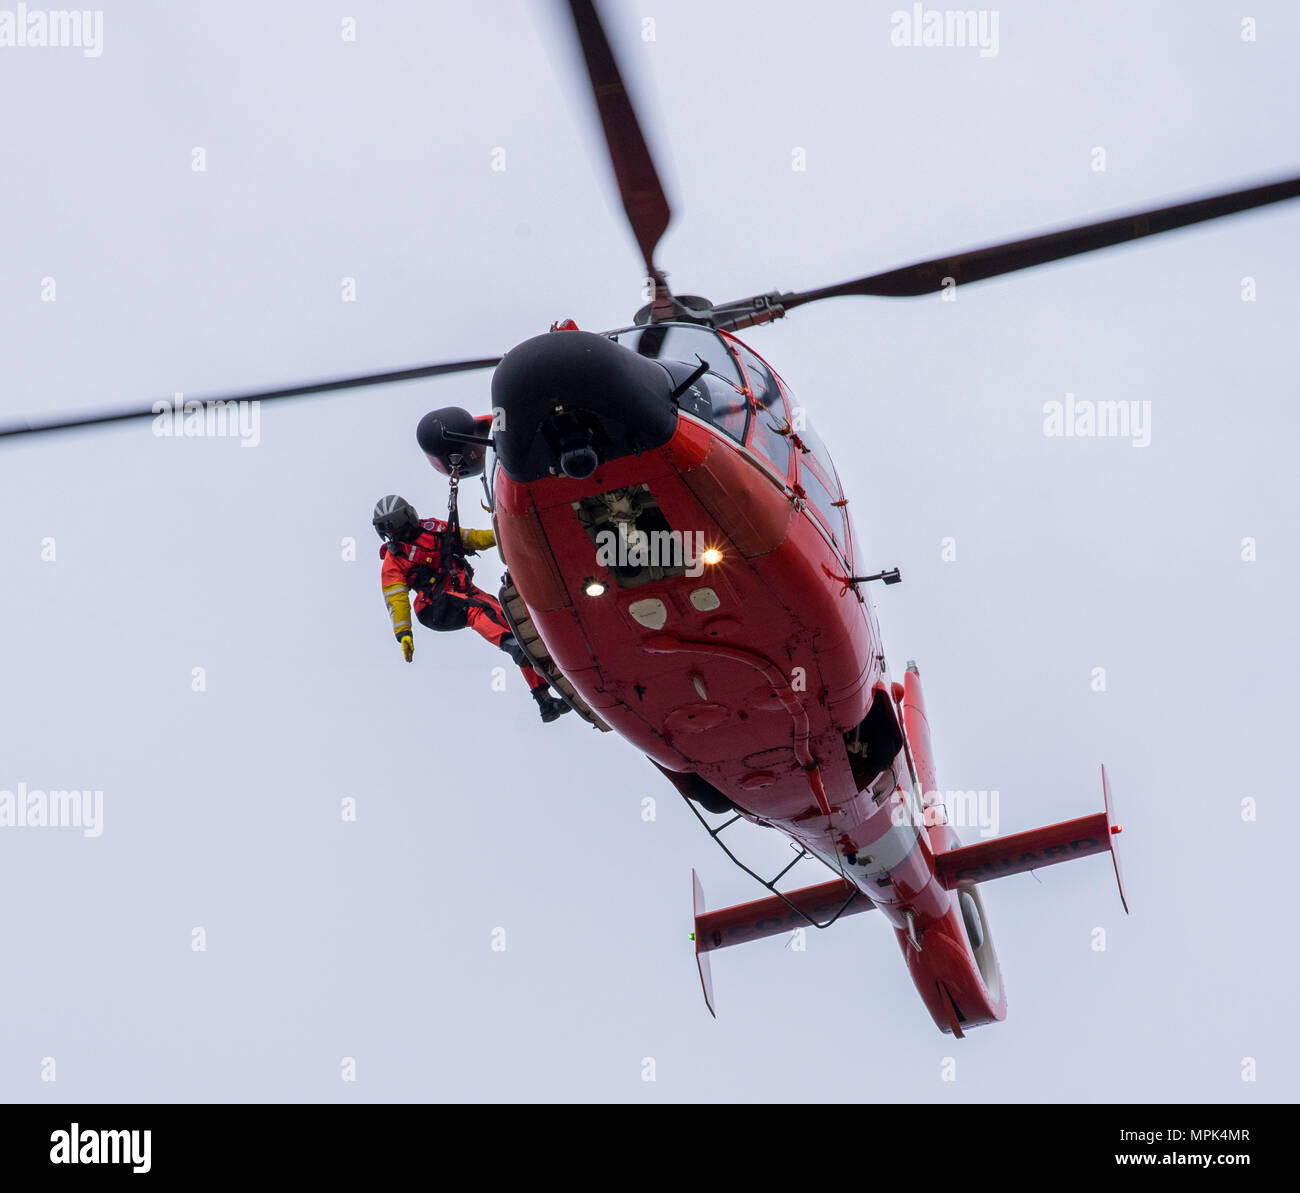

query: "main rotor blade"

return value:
[779, 174, 1300, 307]
[0, 357, 501, 440]
[565, 0, 672, 282]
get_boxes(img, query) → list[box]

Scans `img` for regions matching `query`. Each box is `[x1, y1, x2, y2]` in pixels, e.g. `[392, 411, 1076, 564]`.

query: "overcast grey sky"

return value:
[2, 0, 1297, 1102]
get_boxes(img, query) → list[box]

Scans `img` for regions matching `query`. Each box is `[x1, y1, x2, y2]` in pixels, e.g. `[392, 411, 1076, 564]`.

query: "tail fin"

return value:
[691, 870, 716, 1018]
[1101, 764, 1129, 912]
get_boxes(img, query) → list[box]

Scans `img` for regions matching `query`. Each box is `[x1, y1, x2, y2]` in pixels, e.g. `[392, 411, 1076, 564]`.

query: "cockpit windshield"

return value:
[607, 324, 749, 442]
[606, 324, 745, 389]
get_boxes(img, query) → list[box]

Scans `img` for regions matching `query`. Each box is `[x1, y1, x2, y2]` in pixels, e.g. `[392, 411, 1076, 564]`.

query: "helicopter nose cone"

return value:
[491, 330, 678, 483]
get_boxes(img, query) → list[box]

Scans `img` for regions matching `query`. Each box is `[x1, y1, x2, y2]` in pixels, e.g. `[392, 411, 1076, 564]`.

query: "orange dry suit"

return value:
[380, 517, 548, 691]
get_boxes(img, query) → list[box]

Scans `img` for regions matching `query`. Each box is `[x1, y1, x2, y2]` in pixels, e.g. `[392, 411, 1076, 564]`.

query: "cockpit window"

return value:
[798, 455, 847, 549]
[747, 377, 791, 480]
[607, 324, 745, 390]
[607, 323, 750, 442]
[788, 413, 848, 548]
[700, 373, 748, 440]
[734, 344, 775, 409]
[731, 342, 788, 479]
[792, 415, 839, 486]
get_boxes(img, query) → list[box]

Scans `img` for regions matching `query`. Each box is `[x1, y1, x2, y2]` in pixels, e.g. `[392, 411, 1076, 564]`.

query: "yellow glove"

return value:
[399, 634, 414, 663]
[461, 528, 496, 555]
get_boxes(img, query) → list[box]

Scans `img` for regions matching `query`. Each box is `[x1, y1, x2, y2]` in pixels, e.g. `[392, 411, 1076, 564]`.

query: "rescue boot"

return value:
[499, 634, 530, 668]
[532, 687, 572, 723]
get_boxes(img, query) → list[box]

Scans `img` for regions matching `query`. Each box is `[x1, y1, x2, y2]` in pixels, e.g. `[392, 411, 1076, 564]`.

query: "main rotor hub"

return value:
[631, 292, 787, 332]
[633, 294, 716, 327]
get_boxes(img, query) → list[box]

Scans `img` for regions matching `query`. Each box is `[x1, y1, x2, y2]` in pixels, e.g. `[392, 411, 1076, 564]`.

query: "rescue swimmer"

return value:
[372, 494, 571, 723]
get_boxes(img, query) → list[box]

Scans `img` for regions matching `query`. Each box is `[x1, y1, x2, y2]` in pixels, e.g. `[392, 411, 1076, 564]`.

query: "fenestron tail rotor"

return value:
[0, 357, 501, 440]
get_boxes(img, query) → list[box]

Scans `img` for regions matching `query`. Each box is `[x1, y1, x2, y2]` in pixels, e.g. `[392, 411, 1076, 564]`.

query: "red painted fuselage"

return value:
[487, 324, 1005, 1033]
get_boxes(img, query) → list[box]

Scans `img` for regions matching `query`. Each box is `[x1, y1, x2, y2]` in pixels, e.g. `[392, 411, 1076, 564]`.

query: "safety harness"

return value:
[381, 469, 474, 597]
[434, 455, 474, 594]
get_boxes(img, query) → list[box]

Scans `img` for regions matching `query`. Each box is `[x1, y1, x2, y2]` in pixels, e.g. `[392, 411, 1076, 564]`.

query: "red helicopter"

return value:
[5, 1, 1299, 1035]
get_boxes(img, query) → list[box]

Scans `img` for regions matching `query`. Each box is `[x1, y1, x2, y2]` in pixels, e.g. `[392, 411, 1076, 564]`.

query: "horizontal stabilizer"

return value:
[934, 767, 1128, 912]
[694, 877, 873, 955]
[935, 814, 1109, 886]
